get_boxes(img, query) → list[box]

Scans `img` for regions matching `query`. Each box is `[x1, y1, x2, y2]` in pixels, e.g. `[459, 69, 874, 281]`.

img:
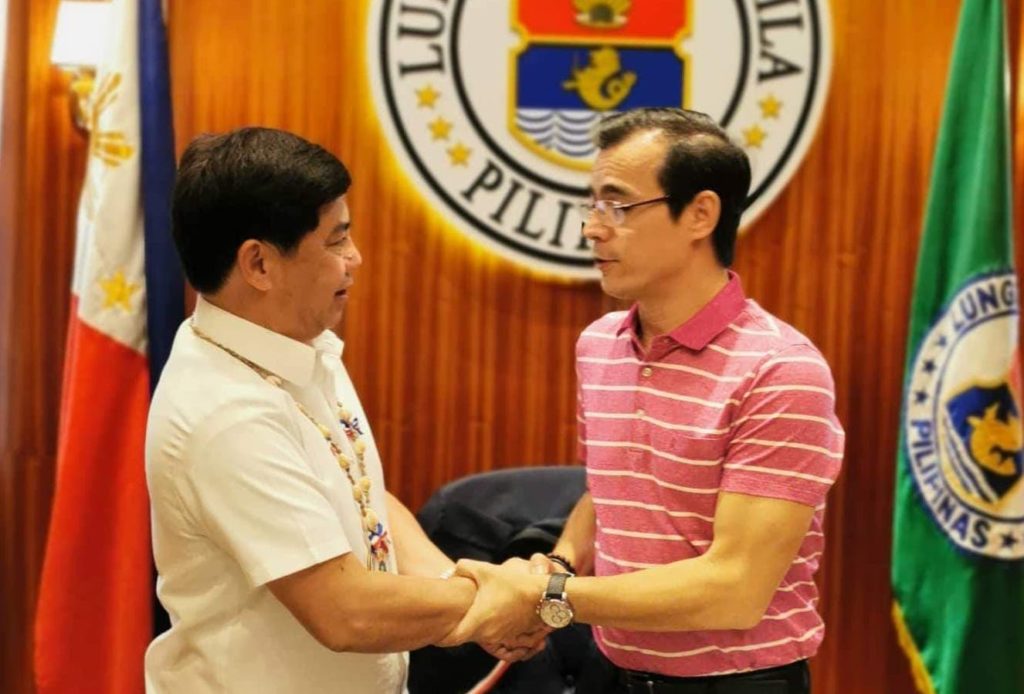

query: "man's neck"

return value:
[636, 267, 729, 351]
[203, 291, 313, 345]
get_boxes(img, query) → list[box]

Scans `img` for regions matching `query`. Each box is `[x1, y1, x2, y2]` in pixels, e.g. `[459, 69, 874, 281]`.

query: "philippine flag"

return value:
[34, 0, 181, 691]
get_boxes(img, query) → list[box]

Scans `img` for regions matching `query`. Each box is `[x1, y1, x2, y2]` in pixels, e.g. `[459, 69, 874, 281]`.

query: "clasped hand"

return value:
[438, 554, 559, 662]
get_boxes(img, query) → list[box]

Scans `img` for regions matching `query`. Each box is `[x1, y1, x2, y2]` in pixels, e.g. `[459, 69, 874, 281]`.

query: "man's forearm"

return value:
[552, 491, 596, 575]
[335, 571, 476, 652]
[565, 554, 761, 632]
[564, 493, 814, 631]
[269, 553, 473, 653]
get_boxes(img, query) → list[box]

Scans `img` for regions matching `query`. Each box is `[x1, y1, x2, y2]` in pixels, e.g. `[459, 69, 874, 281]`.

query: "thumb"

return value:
[529, 553, 553, 575]
[454, 558, 489, 581]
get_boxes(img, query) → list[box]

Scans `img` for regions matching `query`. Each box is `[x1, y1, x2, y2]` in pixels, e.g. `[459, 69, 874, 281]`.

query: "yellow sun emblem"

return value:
[573, 0, 631, 29]
[83, 73, 136, 168]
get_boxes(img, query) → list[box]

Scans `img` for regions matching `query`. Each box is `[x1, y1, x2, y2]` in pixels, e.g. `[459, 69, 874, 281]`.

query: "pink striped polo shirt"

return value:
[576, 272, 844, 677]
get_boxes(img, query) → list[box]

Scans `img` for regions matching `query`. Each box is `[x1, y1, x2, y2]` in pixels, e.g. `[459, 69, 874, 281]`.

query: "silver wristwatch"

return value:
[536, 573, 575, 628]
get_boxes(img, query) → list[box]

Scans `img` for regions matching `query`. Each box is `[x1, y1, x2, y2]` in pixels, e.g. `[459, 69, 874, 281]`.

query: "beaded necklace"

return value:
[191, 323, 391, 572]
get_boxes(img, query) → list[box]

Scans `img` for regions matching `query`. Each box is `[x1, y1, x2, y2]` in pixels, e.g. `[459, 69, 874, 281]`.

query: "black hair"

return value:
[594, 108, 751, 267]
[171, 127, 351, 293]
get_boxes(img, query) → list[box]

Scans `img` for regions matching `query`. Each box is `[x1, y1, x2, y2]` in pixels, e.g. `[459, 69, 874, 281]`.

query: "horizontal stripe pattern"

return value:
[585, 410, 730, 436]
[592, 496, 715, 523]
[577, 285, 843, 677]
[579, 356, 750, 383]
[599, 623, 824, 659]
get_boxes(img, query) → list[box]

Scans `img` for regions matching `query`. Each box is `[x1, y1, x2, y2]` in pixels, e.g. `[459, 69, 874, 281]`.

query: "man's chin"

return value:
[317, 302, 347, 334]
[328, 307, 346, 328]
[599, 278, 633, 302]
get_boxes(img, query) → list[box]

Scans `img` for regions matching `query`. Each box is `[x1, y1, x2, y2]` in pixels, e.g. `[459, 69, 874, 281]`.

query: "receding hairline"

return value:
[597, 124, 735, 155]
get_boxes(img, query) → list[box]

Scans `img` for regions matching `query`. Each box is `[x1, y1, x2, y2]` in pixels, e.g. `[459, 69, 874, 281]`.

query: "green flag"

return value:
[892, 0, 1024, 692]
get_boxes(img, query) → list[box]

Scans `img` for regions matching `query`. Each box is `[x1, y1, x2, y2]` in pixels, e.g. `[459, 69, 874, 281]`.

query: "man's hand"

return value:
[445, 558, 550, 661]
[528, 553, 558, 575]
[481, 557, 553, 660]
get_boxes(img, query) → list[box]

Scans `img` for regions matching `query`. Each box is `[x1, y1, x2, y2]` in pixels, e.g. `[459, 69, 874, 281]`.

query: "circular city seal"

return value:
[904, 271, 1024, 559]
[368, 0, 832, 278]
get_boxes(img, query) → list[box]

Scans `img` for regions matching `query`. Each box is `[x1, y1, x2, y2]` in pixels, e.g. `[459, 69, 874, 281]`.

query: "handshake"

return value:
[438, 553, 573, 662]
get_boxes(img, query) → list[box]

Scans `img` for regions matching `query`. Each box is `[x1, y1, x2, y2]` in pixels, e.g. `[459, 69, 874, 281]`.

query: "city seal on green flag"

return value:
[904, 272, 1023, 559]
[890, 0, 1022, 691]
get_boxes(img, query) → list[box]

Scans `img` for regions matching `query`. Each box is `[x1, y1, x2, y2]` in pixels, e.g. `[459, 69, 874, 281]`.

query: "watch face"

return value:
[538, 599, 574, 628]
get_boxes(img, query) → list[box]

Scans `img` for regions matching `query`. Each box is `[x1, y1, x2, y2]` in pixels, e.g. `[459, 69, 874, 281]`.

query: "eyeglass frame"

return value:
[578, 195, 672, 227]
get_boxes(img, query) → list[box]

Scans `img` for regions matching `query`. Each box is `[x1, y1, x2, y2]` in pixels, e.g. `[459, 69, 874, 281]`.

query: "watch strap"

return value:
[545, 572, 570, 600]
[546, 553, 577, 575]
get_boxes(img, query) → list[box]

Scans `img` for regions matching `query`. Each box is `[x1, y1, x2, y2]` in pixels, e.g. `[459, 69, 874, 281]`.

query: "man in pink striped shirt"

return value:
[453, 108, 843, 693]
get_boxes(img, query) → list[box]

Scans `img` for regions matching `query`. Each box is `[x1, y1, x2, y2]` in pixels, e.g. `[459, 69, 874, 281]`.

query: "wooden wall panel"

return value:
[2, 1, 1021, 692]
[1, 0, 87, 692]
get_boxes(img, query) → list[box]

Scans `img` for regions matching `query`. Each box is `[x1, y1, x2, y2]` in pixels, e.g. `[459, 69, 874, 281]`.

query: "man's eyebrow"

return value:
[591, 182, 633, 198]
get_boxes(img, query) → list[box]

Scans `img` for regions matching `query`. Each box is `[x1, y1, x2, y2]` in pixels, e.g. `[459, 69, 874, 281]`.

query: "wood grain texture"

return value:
[2, 1, 1022, 692]
[1, 0, 88, 692]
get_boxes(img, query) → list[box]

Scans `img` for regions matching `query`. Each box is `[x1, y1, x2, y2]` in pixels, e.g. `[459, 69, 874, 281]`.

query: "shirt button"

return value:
[641, 366, 653, 378]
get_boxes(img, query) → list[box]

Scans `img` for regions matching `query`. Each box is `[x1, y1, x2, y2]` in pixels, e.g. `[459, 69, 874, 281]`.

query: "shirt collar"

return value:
[616, 271, 748, 351]
[192, 297, 344, 387]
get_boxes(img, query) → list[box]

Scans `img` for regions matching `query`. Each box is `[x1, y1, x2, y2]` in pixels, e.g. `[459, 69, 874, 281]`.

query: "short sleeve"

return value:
[721, 344, 845, 508]
[184, 398, 351, 586]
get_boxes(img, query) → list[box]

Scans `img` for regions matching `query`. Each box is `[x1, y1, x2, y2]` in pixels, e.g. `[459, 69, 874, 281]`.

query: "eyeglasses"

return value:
[578, 195, 671, 227]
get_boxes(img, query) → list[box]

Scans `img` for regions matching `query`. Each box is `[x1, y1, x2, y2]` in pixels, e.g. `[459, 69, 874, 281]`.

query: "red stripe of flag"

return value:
[35, 302, 152, 693]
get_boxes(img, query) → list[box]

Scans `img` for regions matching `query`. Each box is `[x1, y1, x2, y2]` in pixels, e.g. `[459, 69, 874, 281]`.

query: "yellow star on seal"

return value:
[98, 270, 139, 312]
[759, 94, 782, 119]
[416, 85, 440, 108]
[428, 116, 453, 141]
[743, 124, 767, 149]
[447, 142, 471, 166]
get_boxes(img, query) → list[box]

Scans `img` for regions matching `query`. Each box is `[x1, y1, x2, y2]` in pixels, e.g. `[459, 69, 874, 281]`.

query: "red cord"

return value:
[465, 660, 511, 694]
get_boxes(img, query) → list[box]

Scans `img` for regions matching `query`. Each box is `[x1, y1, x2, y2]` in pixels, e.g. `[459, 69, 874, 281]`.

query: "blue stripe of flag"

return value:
[139, 0, 182, 393]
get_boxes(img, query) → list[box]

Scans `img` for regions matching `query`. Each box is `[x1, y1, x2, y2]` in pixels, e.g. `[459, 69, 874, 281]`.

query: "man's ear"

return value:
[236, 239, 274, 291]
[686, 190, 721, 241]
